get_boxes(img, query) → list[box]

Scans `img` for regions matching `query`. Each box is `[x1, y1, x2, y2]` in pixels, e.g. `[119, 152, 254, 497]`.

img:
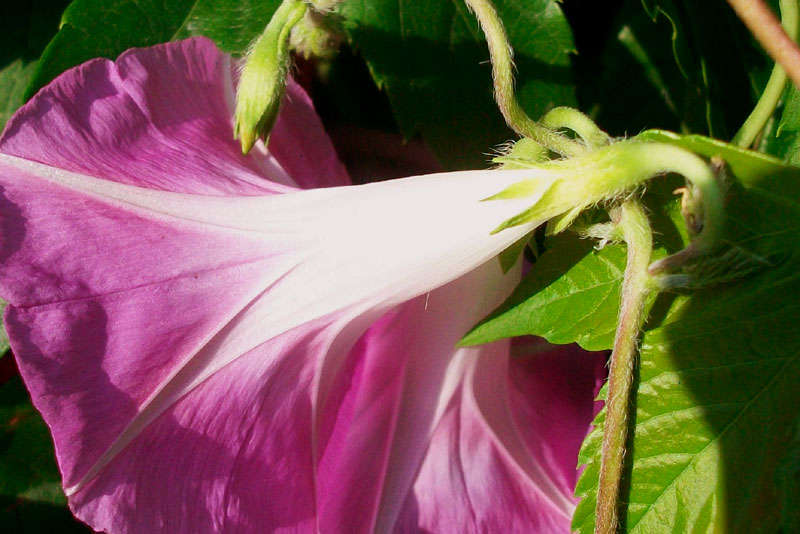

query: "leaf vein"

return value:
[628, 351, 800, 532]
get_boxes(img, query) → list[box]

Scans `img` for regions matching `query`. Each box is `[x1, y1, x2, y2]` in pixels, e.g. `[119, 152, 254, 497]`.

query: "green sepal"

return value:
[489, 180, 563, 234]
[545, 205, 582, 235]
[497, 232, 533, 274]
[492, 137, 549, 169]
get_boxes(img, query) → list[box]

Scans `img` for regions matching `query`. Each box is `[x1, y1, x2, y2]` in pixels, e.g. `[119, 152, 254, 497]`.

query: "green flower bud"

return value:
[234, 0, 307, 155]
[290, 9, 343, 60]
[308, 0, 344, 13]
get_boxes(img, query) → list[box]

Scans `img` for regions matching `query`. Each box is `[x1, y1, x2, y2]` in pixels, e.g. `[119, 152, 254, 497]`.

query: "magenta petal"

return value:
[67, 318, 358, 534]
[0, 161, 280, 491]
[267, 79, 351, 189]
[315, 262, 598, 534]
[392, 342, 602, 534]
[508, 342, 608, 497]
[0, 36, 601, 534]
[0, 37, 348, 195]
[314, 266, 510, 534]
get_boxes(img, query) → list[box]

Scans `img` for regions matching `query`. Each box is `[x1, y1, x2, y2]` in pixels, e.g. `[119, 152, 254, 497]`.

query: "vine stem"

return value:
[733, 0, 800, 147]
[595, 200, 653, 534]
[463, 0, 586, 157]
[727, 0, 800, 90]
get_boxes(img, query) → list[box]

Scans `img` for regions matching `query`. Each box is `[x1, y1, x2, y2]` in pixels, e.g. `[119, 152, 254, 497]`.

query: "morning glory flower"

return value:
[0, 37, 601, 533]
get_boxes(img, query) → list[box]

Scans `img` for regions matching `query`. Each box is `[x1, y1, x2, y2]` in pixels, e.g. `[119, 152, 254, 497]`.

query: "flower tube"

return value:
[0, 37, 601, 533]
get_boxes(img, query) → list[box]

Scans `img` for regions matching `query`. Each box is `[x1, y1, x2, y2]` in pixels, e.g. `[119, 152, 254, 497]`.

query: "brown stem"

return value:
[728, 0, 800, 88]
[595, 201, 653, 534]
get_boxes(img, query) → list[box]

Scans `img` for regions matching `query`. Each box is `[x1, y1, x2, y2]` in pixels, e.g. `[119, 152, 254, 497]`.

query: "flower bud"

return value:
[234, 0, 307, 154]
[290, 9, 343, 60]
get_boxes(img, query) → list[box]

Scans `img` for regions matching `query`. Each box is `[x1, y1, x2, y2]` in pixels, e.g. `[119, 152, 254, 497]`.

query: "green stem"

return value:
[646, 150, 725, 273]
[733, 0, 799, 148]
[728, 0, 800, 87]
[463, 0, 586, 157]
[595, 200, 653, 534]
[541, 107, 612, 149]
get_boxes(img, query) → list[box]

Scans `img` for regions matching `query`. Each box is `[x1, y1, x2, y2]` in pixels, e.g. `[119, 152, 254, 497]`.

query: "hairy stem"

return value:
[595, 200, 653, 534]
[646, 150, 724, 274]
[733, 0, 799, 147]
[463, 0, 586, 157]
[541, 107, 612, 149]
[728, 0, 800, 89]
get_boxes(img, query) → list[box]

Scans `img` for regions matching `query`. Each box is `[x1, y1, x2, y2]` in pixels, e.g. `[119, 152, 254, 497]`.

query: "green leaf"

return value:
[463, 234, 625, 351]
[467, 132, 800, 532]
[0, 0, 70, 131]
[637, 129, 797, 187]
[638, 0, 770, 139]
[462, 178, 684, 351]
[0, 300, 9, 357]
[26, 0, 282, 100]
[0, 377, 90, 532]
[761, 85, 800, 165]
[778, 86, 800, 133]
[574, 233, 800, 532]
[339, 0, 576, 169]
[0, 61, 37, 133]
[595, 138, 800, 532]
[575, 0, 707, 136]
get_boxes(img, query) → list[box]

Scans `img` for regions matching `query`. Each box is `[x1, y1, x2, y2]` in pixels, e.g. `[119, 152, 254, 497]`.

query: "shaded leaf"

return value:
[0, 0, 70, 131]
[339, 0, 577, 169]
[573, 0, 707, 136]
[0, 376, 91, 533]
[26, 0, 282, 99]
[775, 417, 800, 534]
[639, 0, 769, 138]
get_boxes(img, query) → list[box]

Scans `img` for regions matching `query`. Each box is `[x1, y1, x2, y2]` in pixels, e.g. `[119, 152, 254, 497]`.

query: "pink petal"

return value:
[67, 317, 364, 534]
[0, 158, 288, 492]
[508, 341, 608, 497]
[0, 37, 348, 195]
[316, 261, 517, 533]
[0, 142, 547, 534]
[391, 341, 604, 534]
